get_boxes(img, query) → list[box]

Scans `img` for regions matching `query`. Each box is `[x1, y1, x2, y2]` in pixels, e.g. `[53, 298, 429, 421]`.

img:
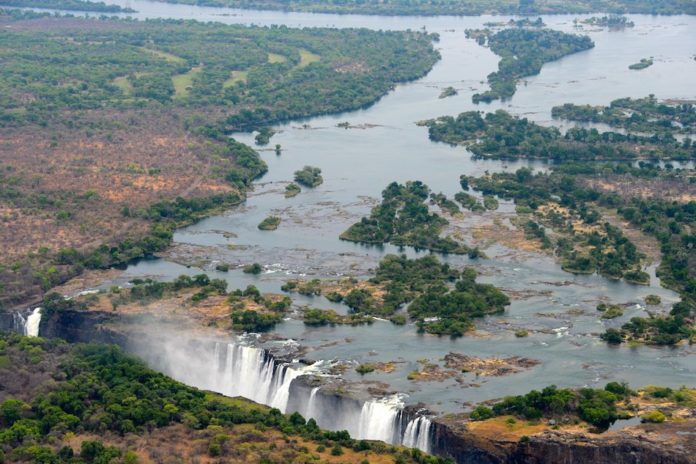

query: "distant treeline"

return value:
[147, 0, 696, 16]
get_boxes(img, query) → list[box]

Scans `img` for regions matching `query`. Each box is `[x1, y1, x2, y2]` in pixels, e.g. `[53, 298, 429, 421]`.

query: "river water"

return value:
[39, 0, 696, 415]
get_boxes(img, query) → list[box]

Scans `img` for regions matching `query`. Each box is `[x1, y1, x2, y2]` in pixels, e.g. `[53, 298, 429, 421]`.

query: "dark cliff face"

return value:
[39, 310, 129, 346]
[0, 312, 16, 331]
[431, 419, 695, 464]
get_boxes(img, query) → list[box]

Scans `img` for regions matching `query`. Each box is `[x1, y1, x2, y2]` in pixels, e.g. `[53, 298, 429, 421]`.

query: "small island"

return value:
[257, 216, 281, 230]
[254, 127, 276, 145]
[629, 58, 653, 70]
[439, 86, 458, 99]
[580, 15, 634, 29]
[340, 181, 476, 255]
[294, 165, 323, 187]
[285, 182, 302, 198]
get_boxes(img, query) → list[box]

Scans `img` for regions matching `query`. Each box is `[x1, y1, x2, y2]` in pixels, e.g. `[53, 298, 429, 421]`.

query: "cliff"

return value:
[431, 416, 695, 464]
[39, 309, 130, 346]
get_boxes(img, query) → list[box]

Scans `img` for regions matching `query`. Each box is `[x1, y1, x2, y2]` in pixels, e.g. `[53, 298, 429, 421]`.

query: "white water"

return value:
[357, 397, 403, 442]
[209, 341, 312, 410]
[144, 338, 434, 451]
[14, 308, 41, 337]
[403, 415, 433, 453]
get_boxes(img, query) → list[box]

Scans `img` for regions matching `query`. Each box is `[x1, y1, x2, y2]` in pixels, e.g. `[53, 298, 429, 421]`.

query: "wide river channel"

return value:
[41, 0, 696, 414]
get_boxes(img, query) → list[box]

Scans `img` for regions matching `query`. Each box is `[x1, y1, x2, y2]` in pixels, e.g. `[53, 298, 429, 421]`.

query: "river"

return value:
[29, 0, 696, 433]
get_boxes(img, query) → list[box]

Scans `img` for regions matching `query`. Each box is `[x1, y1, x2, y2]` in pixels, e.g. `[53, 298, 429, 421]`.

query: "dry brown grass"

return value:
[0, 106, 241, 308]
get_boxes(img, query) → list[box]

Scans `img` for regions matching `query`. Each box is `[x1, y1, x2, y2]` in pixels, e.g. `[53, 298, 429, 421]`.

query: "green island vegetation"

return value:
[430, 192, 461, 215]
[146, 0, 696, 16]
[254, 127, 276, 145]
[645, 294, 662, 305]
[243, 262, 263, 274]
[552, 96, 696, 135]
[462, 167, 650, 283]
[629, 58, 654, 70]
[229, 285, 292, 332]
[0, 0, 134, 12]
[257, 216, 281, 230]
[293, 166, 323, 188]
[341, 181, 479, 255]
[578, 15, 634, 28]
[355, 363, 376, 375]
[215, 263, 230, 272]
[287, 254, 510, 337]
[470, 383, 696, 432]
[0, 9, 439, 309]
[285, 182, 302, 198]
[303, 308, 375, 327]
[423, 109, 695, 160]
[464, 28, 594, 103]
[484, 17, 545, 28]
[597, 303, 624, 319]
[458, 162, 695, 345]
[0, 332, 452, 463]
[439, 86, 458, 99]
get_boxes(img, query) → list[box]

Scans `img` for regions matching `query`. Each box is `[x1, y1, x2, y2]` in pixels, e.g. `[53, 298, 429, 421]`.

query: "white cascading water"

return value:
[357, 397, 403, 442]
[305, 387, 320, 419]
[14, 308, 41, 337]
[25, 308, 42, 337]
[143, 339, 433, 452]
[402, 415, 433, 453]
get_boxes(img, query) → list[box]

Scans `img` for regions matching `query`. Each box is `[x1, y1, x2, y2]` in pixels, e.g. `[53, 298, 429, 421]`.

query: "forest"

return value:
[465, 28, 594, 103]
[146, 0, 696, 15]
[424, 109, 696, 160]
[287, 254, 510, 336]
[0, 0, 133, 11]
[340, 181, 476, 255]
[552, 96, 696, 135]
[0, 332, 451, 463]
[462, 163, 695, 345]
[0, 11, 439, 129]
[462, 168, 650, 283]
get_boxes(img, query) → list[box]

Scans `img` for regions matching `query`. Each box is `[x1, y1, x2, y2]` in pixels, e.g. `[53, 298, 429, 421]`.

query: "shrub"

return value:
[243, 263, 263, 274]
[356, 364, 375, 375]
[470, 405, 493, 421]
[641, 410, 666, 423]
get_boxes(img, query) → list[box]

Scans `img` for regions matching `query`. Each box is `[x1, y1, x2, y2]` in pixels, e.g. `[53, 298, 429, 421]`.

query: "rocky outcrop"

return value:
[431, 417, 695, 464]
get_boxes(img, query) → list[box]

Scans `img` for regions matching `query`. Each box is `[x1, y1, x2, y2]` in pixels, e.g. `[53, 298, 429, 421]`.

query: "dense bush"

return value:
[467, 29, 594, 103]
[341, 181, 474, 255]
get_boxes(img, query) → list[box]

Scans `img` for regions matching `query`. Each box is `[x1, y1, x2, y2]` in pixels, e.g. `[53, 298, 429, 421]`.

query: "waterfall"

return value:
[295, 386, 433, 452]
[25, 308, 42, 337]
[402, 415, 433, 453]
[138, 338, 434, 452]
[13, 308, 41, 337]
[357, 397, 403, 442]
[305, 387, 320, 419]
